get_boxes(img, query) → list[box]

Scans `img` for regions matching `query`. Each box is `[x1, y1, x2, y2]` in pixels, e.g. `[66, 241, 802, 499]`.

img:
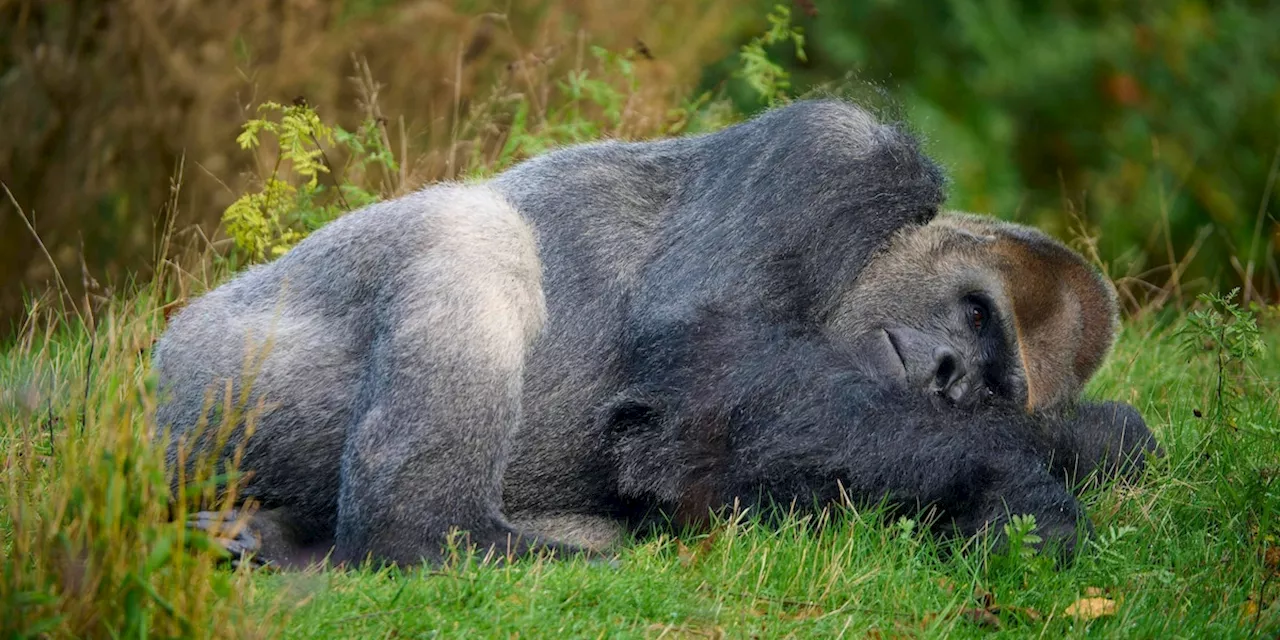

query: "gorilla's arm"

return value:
[609, 315, 1087, 550]
[633, 101, 946, 324]
[1034, 401, 1161, 489]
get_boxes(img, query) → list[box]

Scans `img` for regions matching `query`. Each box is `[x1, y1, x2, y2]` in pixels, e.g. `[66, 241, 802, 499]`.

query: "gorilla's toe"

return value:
[187, 509, 271, 568]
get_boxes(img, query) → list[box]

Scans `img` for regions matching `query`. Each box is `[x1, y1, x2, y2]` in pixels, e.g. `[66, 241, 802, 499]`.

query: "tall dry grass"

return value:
[0, 150, 288, 634]
[0, 0, 743, 338]
[0, 277, 278, 636]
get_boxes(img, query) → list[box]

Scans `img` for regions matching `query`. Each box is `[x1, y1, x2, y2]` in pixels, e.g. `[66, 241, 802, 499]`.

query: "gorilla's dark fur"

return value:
[154, 100, 1159, 567]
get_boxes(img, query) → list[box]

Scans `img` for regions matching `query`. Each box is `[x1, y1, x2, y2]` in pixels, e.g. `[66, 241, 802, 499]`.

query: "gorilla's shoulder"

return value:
[497, 137, 687, 179]
[501, 99, 919, 170]
[746, 99, 885, 138]
[713, 99, 925, 159]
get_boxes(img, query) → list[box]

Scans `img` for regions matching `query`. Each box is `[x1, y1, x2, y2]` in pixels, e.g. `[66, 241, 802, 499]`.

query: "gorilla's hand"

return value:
[1037, 401, 1162, 489]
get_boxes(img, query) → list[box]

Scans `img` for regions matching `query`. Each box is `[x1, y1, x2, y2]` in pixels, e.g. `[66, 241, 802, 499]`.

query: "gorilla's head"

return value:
[832, 212, 1120, 411]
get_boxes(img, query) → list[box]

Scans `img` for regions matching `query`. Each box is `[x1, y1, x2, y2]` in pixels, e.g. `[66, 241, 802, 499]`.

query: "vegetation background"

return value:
[2, 0, 1279, 330]
[2, 0, 1278, 637]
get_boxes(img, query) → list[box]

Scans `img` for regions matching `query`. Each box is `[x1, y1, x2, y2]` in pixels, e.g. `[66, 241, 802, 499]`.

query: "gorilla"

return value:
[153, 99, 1159, 568]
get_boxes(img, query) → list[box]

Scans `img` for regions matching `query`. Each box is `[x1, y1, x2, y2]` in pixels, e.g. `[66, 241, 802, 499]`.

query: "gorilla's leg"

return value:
[157, 285, 359, 553]
[333, 190, 579, 565]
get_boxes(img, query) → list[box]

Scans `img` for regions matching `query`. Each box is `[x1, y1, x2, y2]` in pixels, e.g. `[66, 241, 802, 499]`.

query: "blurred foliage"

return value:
[2, 0, 1277, 337]
[219, 6, 817, 264]
[704, 0, 1280, 311]
[0, 0, 743, 338]
[734, 4, 808, 107]
[222, 99, 398, 261]
[219, 41, 748, 264]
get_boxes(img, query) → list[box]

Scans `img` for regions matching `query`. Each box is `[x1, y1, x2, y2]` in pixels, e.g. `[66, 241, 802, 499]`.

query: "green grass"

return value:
[3, 277, 1278, 637]
[246, 317, 1280, 638]
[1, 284, 278, 638]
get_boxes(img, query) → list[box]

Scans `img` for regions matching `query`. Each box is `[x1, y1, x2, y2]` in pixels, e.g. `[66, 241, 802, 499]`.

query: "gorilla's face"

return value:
[833, 221, 1033, 409]
[833, 211, 1119, 412]
[855, 292, 1028, 410]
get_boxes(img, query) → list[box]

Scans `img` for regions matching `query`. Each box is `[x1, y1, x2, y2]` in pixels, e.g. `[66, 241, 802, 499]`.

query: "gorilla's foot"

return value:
[188, 508, 337, 570]
[187, 509, 273, 570]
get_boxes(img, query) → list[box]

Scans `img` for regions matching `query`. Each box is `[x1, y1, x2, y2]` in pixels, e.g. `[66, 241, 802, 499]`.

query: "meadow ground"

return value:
[2, 278, 1278, 638]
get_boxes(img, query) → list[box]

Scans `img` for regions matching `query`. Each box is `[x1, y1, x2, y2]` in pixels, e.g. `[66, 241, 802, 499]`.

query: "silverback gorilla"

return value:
[154, 100, 1159, 567]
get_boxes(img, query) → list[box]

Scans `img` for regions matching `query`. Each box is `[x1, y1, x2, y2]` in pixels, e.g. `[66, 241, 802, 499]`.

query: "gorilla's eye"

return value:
[967, 302, 987, 333]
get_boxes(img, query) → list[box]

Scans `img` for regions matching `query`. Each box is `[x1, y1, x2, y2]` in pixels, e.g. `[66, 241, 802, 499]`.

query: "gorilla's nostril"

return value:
[932, 346, 967, 395]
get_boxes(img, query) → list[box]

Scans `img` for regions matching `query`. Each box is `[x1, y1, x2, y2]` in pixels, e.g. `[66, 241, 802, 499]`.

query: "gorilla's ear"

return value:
[600, 389, 666, 436]
[938, 213, 1119, 410]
